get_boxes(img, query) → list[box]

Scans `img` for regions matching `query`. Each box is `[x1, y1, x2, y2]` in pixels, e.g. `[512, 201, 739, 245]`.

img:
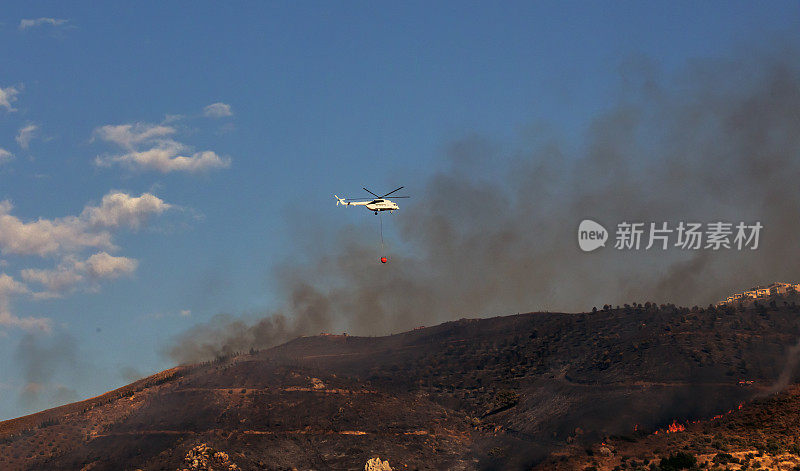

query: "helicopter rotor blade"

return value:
[363, 187, 380, 198]
[388, 196, 410, 198]
[381, 186, 405, 198]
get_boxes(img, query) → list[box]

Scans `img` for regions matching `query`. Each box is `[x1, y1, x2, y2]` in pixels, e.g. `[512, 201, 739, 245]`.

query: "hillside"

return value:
[1, 302, 800, 470]
[534, 385, 800, 470]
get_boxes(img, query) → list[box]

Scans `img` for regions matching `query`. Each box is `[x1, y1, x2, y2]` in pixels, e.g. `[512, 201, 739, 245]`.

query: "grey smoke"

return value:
[766, 337, 800, 395]
[119, 365, 145, 384]
[167, 52, 800, 364]
[15, 332, 80, 412]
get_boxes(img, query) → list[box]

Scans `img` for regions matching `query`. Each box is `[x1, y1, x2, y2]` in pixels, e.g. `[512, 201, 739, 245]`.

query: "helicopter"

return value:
[334, 186, 409, 214]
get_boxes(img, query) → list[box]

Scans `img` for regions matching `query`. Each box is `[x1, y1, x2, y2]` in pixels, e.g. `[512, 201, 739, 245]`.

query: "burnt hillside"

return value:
[1, 302, 799, 470]
[535, 384, 800, 471]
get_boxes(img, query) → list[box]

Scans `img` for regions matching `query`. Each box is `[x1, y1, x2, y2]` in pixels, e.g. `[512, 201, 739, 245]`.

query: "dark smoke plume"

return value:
[14, 332, 80, 413]
[766, 337, 800, 395]
[167, 52, 800, 364]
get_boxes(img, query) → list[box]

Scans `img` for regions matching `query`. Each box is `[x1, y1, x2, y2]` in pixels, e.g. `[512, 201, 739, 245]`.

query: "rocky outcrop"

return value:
[178, 443, 239, 471]
[365, 456, 393, 471]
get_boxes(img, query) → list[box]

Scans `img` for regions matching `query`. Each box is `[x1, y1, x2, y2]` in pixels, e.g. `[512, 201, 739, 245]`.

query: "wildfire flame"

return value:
[652, 403, 745, 435]
[666, 420, 686, 433]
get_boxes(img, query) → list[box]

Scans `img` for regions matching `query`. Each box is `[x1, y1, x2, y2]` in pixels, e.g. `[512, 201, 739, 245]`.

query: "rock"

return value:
[178, 443, 239, 471]
[365, 456, 393, 471]
[310, 377, 326, 389]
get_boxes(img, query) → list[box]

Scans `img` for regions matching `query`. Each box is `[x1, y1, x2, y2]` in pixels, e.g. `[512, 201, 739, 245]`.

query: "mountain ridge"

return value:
[2, 302, 799, 470]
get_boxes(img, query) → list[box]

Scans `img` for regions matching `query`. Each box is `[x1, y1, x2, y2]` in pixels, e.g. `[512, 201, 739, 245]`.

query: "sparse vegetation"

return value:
[2, 306, 800, 470]
[658, 452, 697, 470]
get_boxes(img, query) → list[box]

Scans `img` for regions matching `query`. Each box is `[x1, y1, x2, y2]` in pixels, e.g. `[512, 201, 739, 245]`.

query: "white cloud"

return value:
[93, 123, 175, 150]
[81, 192, 171, 229]
[203, 102, 233, 118]
[21, 252, 137, 295]
[0, 85, 20, 112]
[0, 191, 170, 332]
[0, 148, 12, 164]
[163, 114, 184, 124]
[19, 18, 68, 30]
[0, 200, 112, 257]
[84, 252, 137, 278]
[21, 264, 84, 294]
[0, 273, 50, 332]
[102, 145, 230, 173]
[94, 122, 231, 173]
[0, 191, 169, 257]
[16, 124, 38, 150]
[0, 311, 50, 331]
[0, 273, 28, 297]
[96, 138, 230, 173]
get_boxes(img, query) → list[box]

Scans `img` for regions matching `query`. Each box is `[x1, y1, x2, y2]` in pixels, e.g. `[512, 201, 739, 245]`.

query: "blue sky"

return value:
[0, 2, 798, 420]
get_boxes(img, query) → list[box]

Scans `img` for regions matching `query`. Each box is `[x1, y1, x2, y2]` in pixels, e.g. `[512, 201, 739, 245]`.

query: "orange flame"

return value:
[652, 403, 745, 435]
[710, 403, 744, 422]
[665, 420, 685, 433]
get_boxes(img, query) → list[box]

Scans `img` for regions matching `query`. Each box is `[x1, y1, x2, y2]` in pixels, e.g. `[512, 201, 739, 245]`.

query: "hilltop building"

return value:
[719, 282, 800, 305]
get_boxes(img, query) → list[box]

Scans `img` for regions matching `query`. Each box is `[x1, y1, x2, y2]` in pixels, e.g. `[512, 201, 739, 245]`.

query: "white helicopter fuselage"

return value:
[336, 196, 399, 213]
[364, 199, 398, 212]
